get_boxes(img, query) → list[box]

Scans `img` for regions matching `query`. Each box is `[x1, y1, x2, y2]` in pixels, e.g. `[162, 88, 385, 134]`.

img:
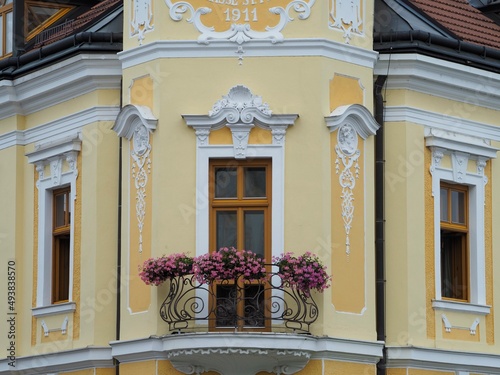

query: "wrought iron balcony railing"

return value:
[159, 272, 319, 334]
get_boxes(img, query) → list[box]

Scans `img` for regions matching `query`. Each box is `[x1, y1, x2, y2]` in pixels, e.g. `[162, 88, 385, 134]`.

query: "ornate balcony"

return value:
[159, 272, 320, 334]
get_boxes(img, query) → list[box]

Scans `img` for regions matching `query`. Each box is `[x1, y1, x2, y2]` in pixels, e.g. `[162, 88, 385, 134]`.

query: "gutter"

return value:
[374, 75, 388, 375]
[0, 32, 123, 79]
[374, 30, 500, 73]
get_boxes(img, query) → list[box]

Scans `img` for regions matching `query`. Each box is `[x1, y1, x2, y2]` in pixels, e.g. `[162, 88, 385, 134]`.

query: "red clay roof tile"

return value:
[409, 0, 500, 49]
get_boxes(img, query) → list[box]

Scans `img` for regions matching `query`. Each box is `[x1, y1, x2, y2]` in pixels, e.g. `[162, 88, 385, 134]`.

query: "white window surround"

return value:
[426, 127, 498, 315]
[26, 135, 81, 316]
[183, 85, 298, 261]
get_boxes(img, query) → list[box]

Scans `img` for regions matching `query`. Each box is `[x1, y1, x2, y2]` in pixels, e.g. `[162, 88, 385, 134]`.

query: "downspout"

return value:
[115, 81, 123, 375]
[375, 75, 387, 375]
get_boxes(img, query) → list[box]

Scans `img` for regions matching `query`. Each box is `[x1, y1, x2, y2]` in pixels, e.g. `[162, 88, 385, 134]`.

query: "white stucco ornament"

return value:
[164, 0, 315, 45]
[131, 0, 154, 44]
[329, 0, 363, 43]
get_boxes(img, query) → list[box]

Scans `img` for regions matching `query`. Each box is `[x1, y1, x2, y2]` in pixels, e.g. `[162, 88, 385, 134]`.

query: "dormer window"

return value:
[0, 0, 13, 58]
[26, 1, 74, 42]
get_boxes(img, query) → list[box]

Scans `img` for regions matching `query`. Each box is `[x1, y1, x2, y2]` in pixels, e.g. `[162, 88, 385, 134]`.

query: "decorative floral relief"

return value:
[131, 0, 154, 45]
[329, 0, 363, 43]
[164, 0, 315, 45]
[335, 123, 360, 255]
[131, 124, 152, 254]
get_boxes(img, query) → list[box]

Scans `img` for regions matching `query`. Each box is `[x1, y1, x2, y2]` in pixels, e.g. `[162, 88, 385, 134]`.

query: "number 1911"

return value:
[224, 8, 258, 21]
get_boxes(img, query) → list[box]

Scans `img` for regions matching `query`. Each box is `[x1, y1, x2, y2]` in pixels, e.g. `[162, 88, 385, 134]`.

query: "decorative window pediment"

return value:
[425, 127, 498, 313]
[183, 85, 298, 158]
[324, 104, 379, 139]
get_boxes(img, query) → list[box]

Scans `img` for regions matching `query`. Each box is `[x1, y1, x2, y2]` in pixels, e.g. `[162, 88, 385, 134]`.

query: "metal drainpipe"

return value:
[115, 82, 123, 375]
[375, 75, 387, 375]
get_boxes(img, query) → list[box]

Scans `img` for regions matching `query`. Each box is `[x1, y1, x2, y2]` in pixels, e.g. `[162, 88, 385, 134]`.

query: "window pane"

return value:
[54, 234, 70, 302]
[5, 10, 11, 54]
[440, 188, 448, 222]
[244, 284, 264, 327]
[55, 193, 66, 227]
[244, 211, 264, 258]
[216, 211, 237, 250]
[244, 167, 266, 198]
[441, 231, 467, 300]
[216, 284, 237, 327]
[451, 190, 465, 224]
[215, 167, 237, 198]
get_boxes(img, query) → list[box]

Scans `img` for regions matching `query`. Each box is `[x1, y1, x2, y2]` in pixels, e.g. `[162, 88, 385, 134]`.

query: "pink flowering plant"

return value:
[273, 252, 332, 295]
[193, 247, 266, 284]
[139, 253, 194, 286]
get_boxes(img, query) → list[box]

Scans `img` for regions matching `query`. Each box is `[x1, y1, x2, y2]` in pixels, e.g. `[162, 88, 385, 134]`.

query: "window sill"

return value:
[432, 299, 490, 315]
[32, 302, 76, 318]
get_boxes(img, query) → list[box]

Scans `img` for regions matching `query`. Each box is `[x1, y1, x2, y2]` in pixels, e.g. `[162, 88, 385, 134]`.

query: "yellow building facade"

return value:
[1, 0, 500, 374]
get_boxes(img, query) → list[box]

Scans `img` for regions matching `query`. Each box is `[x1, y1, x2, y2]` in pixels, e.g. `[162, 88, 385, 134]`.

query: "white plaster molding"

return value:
[164, 0, 315, 45]
[0, 347, 113, 374]
[41, 320, 49, 337]
[130, 0, 154, 45]
[183, 85, 298, 156]
[110, 334, 383, 367]
[431, 300, 490, 315]
[118, 39, 378, 69]
[114, 104, 158, 255]
[32, 302, 76, 318]
[0, 106, 120, 151]
[61, 316, 69, 335]
[386, 346, 500, 373]
[426, 129, 498, 309]
[329, 0, 364, 43]
[27, 135, 81, 308]
[325, 104, 380, 139]
[470, 318, 480, 335]
[441, 314, 451, 333]
[0, 54, 121, 120]
[325, 104, 379, 255]
[168, 348, 310, 375]
[375, 54, 500, 111]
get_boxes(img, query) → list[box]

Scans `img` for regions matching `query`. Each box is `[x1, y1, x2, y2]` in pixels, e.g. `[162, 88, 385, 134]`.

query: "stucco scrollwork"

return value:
[113, 105, 158, 254]
[164, 0, 315, 45]
[335, 123, 360, 255]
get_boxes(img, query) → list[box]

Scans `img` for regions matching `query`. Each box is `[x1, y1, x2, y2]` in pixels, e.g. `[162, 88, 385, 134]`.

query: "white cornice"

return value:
[384, 106, 500, 142]
[386, 346, 500, 373]
[375, 54, 500, 110]
[0, 347, 113, 375]
[0, 54, 121, 119]
[0, 106, 120, 150]
[110, 333, 383, 367]
[119, 39, 379, 69]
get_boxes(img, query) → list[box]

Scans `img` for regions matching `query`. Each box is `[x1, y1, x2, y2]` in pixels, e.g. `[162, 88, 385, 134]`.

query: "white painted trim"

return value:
[375, 53, 500, 110]
[32, 302, 77, 318]
[118, 39, 379, 69]
[431, 300, 490, 315]
[0, 106, 120, 150]
[0, 347, 113, 374]
[384, 106, 500, 142]
[425, 128, 497, 309]
[110, 334, 383, 366]
[27, 135, 81, 308]
[386, 346, 500, 373]
[0, 54, 121, 119]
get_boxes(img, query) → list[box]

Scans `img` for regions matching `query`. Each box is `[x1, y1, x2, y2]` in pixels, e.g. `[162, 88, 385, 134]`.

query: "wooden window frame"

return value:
[52, 186, 71, 304]
[0, 1, 13, 58]
[209, 158, 272, 331]
[440, 182, 469, 302]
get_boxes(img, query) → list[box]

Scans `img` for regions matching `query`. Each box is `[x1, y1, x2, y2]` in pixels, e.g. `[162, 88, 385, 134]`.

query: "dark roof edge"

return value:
[374, 30, 500, 73]
[0, 31, 123, 80]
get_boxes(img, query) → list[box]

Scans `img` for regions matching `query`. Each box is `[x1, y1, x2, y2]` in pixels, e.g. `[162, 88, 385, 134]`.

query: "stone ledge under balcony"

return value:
[110, 333, 384, 375]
